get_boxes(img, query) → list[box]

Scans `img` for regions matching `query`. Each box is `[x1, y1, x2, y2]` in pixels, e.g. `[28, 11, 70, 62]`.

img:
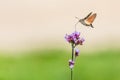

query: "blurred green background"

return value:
[0, 48, 120, 80]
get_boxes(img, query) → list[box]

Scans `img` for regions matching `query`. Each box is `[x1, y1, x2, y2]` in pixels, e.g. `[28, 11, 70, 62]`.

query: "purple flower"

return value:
[72, 31, 80, 39]
[75, 49, 80, 57]
[79, 38, 85, 45]
[65, 34, 74, 43]
[69, 60, 75, 69]
[65, 31, 85, 46]
[75, 39, 81, 45]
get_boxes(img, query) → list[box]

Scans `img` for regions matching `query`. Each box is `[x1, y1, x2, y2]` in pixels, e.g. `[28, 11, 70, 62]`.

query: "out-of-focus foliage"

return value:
[0, 49, 120, 80]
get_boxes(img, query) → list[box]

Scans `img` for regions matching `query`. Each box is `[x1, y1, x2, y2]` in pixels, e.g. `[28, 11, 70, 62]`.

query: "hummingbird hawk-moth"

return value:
[76, 12, 97, 28]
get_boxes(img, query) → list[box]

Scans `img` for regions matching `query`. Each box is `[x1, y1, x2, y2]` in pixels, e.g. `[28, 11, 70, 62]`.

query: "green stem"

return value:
[71, 44, 74, 80]
[72, 44, 74, 61]
[71, 69, 73, 80]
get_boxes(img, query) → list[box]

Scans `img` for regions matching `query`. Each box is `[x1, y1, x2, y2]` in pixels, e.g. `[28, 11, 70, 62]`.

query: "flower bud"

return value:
[69, 60, 75, 69]
[75, 49, 80, 57]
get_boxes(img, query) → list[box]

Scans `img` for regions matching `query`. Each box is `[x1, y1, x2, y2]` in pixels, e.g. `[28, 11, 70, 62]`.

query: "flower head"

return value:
[65, 31, 85, 46]
[69, 60, 75, 69]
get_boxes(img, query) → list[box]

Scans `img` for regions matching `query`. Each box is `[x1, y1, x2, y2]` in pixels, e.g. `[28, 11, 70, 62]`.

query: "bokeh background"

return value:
[0, 0, 120, 80]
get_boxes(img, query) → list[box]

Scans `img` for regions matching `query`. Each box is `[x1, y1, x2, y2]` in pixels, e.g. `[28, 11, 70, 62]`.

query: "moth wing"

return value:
[85, 13, 97, 25]
[84, 12, 92, 19]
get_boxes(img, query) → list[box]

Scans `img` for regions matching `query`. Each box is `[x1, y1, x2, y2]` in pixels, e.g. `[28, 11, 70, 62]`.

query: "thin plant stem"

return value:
[71, 44, 74, 80]
[72, 44, 74, 61]
[71, 69, 73, 80]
